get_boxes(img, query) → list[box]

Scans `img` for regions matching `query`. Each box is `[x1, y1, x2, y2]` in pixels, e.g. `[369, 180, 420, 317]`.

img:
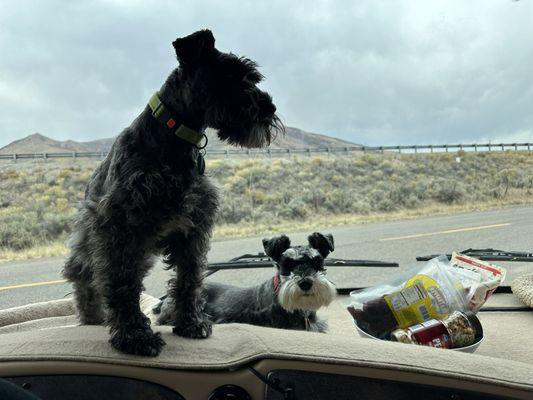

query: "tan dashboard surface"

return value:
[1, 296, 533, 399]
[1, 322, 533, 395]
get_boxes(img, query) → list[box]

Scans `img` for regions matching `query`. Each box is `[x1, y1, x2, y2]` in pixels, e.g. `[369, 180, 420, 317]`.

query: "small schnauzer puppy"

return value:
[62, 29, 282, 356]
[155, 232, 337, 332]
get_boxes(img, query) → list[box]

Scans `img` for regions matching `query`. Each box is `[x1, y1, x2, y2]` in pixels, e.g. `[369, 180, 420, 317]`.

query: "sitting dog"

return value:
[155, 232, 337, 332]
[62, 29, 282, 356]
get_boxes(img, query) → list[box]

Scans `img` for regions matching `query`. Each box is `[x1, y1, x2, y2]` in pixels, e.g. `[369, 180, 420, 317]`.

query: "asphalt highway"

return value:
[1, 205, 532, 309]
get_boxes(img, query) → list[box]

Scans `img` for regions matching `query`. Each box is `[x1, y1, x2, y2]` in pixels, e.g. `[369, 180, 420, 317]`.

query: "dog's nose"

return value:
[298, 278, 313, 292]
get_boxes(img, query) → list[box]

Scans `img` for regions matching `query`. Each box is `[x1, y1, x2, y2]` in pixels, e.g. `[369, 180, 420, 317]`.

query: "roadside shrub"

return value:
[279, 198, 309, 219]
[1, 153, 532, 251]
[432, 180, 467, 204]
[0, 212, 37, 250]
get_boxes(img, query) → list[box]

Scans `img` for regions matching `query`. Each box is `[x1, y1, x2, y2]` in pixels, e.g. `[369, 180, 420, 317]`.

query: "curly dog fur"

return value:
[63, 29, 282, 356]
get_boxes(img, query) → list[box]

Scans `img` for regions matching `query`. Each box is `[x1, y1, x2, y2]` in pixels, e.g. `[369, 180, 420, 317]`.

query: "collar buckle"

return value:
[148, 92, 205, 148]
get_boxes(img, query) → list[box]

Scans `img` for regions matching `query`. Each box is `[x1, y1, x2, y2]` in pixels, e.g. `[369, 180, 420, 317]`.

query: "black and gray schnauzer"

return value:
[62, 29, 283, 356]
[155, 233, 337, 332]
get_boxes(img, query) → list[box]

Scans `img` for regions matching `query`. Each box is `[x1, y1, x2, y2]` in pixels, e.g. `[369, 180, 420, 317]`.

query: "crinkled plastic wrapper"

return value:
[348, 256, 467, 339]
[449, 252, 506, 312]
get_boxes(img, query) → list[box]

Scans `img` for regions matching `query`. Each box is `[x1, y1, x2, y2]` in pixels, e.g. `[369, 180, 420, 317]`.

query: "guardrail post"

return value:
[72, 151, 76, 159]
[501, 144, 505, 151]
[474, 144, 477, 152]
[397, 146, 401, 154]
[414, 145, 418, 154]
[307, 148, 311, 157]
[429, 145, 433, 153]
[514, 143, 518, 151]
[488, 143, 491, 152]
[528, 144, 531, 153]
[44, 153, 48, 163]
[326, 147, 330, 157]
[100, 151, 105, 160]
[287, 148, 291, 158]
[12, 154, 17, 163]
[445, 145, 448, 153]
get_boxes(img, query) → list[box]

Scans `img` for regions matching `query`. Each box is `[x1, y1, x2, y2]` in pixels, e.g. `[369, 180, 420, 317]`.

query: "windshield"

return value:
[0, 0, 532, 364]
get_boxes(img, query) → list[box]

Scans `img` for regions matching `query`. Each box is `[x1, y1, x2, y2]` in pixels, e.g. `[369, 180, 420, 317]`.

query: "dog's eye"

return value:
[311, 257, 325, 270]
[279, 260, 295, 276]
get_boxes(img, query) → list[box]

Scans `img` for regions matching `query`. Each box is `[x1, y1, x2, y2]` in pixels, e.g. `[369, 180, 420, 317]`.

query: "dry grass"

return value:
[0, 241, 68, 263]
[1, 151, 532, 263]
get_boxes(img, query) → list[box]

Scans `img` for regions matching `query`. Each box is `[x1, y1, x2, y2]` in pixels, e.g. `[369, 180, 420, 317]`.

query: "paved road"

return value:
[1, 206, 532, 309]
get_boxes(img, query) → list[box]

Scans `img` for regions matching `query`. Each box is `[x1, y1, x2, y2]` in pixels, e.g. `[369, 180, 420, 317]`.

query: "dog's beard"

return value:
[216, 114, 284, 148]
[277, 273, 336, 313]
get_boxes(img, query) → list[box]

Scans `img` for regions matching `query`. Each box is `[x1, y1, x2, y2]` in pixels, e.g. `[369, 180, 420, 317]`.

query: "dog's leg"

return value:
[96, 235, 164, 356]
[308, 311, 329, 333]
[163, 178, 218, 338]
[63, 256, 105, 325]
[315, 319, 329, 333]
[166, 230, 213, 339]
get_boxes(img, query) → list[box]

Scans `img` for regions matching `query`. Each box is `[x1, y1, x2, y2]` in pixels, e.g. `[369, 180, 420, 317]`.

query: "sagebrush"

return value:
[1, 152, 532, 253]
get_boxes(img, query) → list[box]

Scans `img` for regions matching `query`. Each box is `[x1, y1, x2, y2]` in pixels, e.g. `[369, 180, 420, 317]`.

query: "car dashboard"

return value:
[1, 323, 532, 400]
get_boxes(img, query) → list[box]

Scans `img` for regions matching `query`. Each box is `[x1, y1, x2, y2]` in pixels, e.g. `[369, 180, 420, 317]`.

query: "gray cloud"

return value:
[1, 0, 532, 147]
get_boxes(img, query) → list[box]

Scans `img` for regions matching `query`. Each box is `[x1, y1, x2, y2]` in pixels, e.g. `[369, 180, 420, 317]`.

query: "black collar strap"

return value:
[148, 92, 206, 148]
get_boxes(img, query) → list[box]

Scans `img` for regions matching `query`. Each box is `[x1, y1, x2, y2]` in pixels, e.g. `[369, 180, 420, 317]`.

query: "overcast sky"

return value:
[1, 0, 532, 147]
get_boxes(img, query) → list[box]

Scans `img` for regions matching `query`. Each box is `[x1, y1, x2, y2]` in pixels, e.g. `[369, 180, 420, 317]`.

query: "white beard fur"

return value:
[277, 273, 336, 313]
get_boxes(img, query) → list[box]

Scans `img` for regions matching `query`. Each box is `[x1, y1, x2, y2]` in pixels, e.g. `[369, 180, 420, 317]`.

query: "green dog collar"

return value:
[148, 92, 206, 147]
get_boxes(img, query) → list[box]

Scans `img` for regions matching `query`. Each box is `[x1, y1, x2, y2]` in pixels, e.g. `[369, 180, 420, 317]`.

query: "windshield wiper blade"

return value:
[416, 248, 533, 262]
[205, 253, 398, 277]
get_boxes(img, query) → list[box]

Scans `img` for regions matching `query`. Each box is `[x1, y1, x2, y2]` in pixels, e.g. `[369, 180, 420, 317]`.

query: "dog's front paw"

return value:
[110, 328, 165, 356]
[79, 314, 105, 325]
[173, 316, 212, 339]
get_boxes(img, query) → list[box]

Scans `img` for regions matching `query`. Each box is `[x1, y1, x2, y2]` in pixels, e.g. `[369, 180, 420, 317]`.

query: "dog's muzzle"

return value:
[277, 273, 336, 313]
[297, 277, 313, 292]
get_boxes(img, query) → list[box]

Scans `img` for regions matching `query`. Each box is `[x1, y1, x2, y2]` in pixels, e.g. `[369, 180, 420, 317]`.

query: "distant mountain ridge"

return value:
[0, 128, 356, 154]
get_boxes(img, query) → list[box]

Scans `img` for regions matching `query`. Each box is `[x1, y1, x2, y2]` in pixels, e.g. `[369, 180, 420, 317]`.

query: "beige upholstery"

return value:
[0, 296, 533, 393]
[0, 294, 160, 334]
[0, 298, 75, 328]
[512, 273, 533, 308]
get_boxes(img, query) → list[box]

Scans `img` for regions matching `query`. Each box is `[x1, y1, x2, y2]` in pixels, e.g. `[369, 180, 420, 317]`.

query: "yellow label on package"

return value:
[384, 274, 451, 328]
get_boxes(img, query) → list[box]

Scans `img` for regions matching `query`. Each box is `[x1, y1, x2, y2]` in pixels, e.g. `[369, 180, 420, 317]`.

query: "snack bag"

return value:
[448, 252, 506, 312]
[348, 256, 466, 338]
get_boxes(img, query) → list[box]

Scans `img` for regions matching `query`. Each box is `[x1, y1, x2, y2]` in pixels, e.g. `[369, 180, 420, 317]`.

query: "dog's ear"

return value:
[173, 29, 215, 66]
[308, 232, 335, 258]
[262, 235, 291, 263]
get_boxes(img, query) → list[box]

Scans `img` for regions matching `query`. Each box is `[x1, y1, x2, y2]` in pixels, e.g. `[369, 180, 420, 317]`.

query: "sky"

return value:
[0, 0, 532, 147]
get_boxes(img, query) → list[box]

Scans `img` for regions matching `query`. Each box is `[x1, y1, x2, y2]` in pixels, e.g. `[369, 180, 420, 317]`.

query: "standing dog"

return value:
[155, 233, 337, 332]
[63, 29, 283, 356]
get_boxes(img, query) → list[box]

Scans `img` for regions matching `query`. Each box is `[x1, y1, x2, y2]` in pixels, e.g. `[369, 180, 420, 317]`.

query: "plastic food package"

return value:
[448, 252, 506, 312]
[348, 256, 467, 339]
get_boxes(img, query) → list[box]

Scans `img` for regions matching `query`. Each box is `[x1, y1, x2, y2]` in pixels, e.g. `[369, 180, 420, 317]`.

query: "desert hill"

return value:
[0, 127, 356, 154]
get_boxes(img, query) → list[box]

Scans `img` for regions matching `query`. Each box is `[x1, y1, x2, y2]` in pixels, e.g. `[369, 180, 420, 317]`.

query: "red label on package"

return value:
[409, 319, 453, 348]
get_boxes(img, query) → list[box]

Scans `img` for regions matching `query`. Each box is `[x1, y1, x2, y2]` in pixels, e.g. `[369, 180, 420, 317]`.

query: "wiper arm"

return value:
[416, 248, 533, 262]
[205, 253, 398, 277]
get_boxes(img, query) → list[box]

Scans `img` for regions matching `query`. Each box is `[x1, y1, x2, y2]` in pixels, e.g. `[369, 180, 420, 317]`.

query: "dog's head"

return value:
[262, 232, 337, 312]
[172, 29, 283, 148]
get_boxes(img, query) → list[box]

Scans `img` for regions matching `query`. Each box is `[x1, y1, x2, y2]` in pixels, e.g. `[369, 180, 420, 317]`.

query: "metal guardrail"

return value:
[0, 142, 531, 161]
